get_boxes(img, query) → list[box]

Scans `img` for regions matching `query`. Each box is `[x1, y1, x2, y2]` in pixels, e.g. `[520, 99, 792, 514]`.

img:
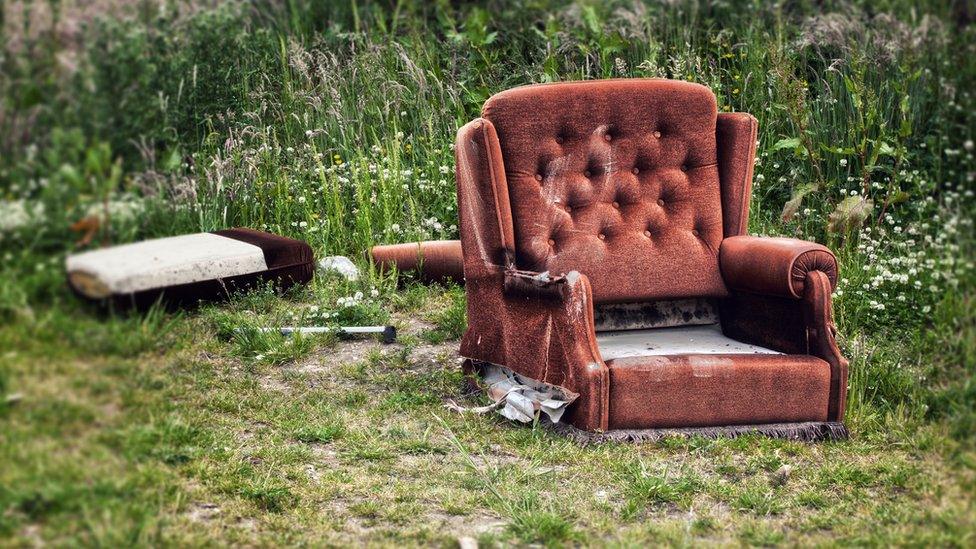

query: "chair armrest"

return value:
[802, 271, 848, 421]
[460, 266, 609, 430]
[720, 235, 838, 298]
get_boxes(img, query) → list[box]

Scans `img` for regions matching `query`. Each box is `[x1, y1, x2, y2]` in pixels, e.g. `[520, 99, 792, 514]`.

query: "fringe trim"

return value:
[545, 420, 849, 444]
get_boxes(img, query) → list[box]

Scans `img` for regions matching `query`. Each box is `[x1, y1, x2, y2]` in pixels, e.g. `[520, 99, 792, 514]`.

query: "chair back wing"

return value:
[481, 79, 729, 303]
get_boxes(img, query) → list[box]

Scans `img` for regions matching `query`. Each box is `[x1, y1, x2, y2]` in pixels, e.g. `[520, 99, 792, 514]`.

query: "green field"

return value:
[1, 1, 974, 545]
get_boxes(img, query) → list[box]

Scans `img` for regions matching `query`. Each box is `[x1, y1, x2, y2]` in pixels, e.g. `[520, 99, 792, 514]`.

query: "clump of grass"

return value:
[816, 463, 876, 490]
[618, 460, 703, 516]
[422, 286, 467, 344]
[506, 492, 580, 546]
[238, 483, 296, 513]
[293, 422, 345, 444]
[734, 483, 785, 516]
[738, 521, 786, 546]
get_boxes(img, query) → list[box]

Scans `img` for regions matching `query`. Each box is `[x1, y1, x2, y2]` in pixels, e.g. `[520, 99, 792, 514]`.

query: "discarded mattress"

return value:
[66, 228, 314, 308]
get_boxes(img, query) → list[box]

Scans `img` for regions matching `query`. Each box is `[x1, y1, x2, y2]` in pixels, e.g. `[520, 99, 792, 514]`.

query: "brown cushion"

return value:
[483, 79, 727, 304]
[607, 353, 831, 429]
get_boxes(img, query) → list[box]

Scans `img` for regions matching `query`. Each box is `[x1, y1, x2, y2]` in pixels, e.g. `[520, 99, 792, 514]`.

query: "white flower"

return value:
[839, 158, 848, 166]
[0, 200, 45, 233]
[439, 165, 450, 174]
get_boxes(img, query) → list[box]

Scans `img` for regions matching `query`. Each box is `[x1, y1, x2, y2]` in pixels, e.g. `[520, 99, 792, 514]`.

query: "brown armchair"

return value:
[456, 79, 848, 439]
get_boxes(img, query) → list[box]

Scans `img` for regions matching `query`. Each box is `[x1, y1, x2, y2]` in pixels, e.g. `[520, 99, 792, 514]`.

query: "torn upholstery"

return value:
[456, 79, 848, 436]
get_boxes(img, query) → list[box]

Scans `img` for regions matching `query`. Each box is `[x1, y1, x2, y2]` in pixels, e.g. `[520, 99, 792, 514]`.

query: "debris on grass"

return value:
[318, 256, 360, 281]
[445, 362, 578, 423]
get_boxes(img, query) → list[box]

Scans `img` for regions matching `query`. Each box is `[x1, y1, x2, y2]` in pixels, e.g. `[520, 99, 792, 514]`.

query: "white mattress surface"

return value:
[65, 233, 268, 294]
[596, 324, 781, 361]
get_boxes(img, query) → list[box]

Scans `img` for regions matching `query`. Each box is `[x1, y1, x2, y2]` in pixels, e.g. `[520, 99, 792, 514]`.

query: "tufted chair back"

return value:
[482, 79, 730, 304]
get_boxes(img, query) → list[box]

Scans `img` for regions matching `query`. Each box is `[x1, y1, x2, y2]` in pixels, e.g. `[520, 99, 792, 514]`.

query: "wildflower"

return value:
[0, 200, 45, 233]
[839, 158, 848, 167]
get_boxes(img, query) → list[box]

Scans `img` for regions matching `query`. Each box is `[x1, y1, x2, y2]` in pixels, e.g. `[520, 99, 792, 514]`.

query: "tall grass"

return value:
[0, 0, 973, 434]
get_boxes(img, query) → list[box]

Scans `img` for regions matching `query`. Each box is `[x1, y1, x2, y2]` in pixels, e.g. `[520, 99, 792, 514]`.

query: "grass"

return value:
[3, 282, 972, 545]
[1, 0, 974, 545]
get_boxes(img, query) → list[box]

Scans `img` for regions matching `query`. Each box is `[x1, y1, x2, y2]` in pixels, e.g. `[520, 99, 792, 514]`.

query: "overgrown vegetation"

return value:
[1, 0, 973, 545]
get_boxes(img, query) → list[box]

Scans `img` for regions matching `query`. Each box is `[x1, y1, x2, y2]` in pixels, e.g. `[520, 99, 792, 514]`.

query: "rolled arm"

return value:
[719, 236, 848, 421]
[720, 235, 838, 299]
[459, 267, 609, 430]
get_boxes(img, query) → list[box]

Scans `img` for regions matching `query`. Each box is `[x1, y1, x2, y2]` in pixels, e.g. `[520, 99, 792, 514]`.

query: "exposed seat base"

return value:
[596, 323, 780, 360]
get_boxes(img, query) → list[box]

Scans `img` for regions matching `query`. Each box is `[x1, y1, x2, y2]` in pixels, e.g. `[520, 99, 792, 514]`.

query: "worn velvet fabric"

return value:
[456, 79, 849, 433]
[716, 112, 758, 237]
[460, 269, 609, 431]
[607, 353, 831, 428]
[483, 79, 727, 303]
[720, 235, 838, 298]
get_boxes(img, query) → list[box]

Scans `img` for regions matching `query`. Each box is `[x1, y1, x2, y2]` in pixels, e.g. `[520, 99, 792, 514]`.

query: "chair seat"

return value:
[597, 324, 781, 360]
[600, 326, 831, 429]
